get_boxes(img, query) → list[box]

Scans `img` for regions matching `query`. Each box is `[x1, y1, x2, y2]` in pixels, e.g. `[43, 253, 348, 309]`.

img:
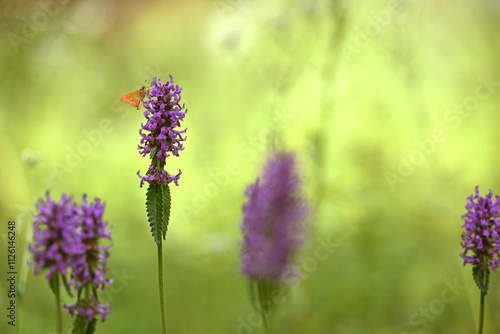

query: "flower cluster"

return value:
[138, 164, 182, 188]
[64, 295, 111, 323]
[30, 192, 113, 322]
[461, 186, 500, 271]
[240, 151, 307, 279]
[137, 76, 187, 187]
[69, 195, 112, 291]
[30, 193, 84, 280]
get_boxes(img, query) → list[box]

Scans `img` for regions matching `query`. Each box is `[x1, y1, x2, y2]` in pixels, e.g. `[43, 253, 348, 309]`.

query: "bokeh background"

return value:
[1, 0, 500, 333]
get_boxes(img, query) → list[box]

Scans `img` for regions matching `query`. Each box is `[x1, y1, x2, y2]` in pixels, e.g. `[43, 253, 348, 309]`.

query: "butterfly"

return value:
[120, 86, 147, 110]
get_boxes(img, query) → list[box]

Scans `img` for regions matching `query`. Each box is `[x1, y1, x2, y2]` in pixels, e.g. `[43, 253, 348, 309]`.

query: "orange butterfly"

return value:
[120, 86, 147, 110]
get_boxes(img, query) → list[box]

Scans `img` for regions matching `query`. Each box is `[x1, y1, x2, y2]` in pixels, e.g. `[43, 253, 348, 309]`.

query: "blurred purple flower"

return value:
[29, 192, 85, 280]
[137, 75, 187, 187]
[240, 151, 307, 279]
[30, 192, 113, 323]
[70, 195, 113, 291]
[64, 294, 111, 322]
[461, 186, 500, 271]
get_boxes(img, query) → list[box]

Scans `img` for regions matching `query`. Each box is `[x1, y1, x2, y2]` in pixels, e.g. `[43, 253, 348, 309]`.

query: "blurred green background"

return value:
[1, 0, 500, 333]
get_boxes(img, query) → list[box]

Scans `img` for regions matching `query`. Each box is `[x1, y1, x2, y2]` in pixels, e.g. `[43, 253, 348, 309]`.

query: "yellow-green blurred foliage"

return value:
[1, 0, 500, 333]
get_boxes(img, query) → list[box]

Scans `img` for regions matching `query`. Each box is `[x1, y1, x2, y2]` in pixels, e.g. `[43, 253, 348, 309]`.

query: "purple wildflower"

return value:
[137, 76, 187, 187]
[240, 151, 307, 279]
[70, 195, 113, 291]
[29, 192, 85, 280]
[64, 295, 111, 322]
[461, 186, 500, 271]
[137, 165, 182, 188]
[30, 192, 113, 323]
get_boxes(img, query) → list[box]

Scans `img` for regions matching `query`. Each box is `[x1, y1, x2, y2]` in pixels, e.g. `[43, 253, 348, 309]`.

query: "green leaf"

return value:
[48, 273, 59, 295]
[485, 269, 490, 294]
[61, 273, 73, 297]
[72, 316, 96, 334]
[72, 316, 86, 334]
[150, 146, 158, 160]
[472, 262, 490, 295]
[161, 183, 171, 240]
[482, 256, 490, 294]
[472, 266, 482, 292]
[146, 183, 163, 244]
[86, 319, 96, 334]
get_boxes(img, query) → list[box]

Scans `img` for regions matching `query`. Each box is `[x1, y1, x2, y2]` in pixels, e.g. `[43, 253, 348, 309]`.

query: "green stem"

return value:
[157, 239, 167, 334]
[54, 280, 62, 334]
[478, 291, 485, 334]
[265, 280, 273, 334]
[256, 279, 273, 334]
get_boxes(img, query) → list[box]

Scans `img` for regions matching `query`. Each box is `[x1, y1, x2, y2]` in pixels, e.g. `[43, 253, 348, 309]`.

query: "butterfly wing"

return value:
[120, 86, 146, 110]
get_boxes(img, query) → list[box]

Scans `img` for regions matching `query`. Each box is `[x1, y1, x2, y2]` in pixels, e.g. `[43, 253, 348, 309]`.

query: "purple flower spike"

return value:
[30, 192, 114, 323]
[240, 151, 308, 280]
[460, 186, 500, 271]
[70, 195, 113, 291]
[29, 192, 85, 280]
[138, 76, 187, 187]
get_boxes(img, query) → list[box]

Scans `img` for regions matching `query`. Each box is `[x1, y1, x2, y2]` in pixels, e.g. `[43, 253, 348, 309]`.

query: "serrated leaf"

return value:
[472, 265, 490, 295]
[484, 260, 489, 293]
[161, 183, 171, 240]
[485, 269, 490, 293]
[146, 183, 163, 244]
[72, 316, 95, 334]
[472, 267, 482, 292]
[481, 256, 490, 294]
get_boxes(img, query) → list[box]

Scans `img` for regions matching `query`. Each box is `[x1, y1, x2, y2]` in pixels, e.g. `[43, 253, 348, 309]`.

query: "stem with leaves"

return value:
[146, 181, 171, 334]
[251, 278, 276, 334]
[472, 256, 489, 334]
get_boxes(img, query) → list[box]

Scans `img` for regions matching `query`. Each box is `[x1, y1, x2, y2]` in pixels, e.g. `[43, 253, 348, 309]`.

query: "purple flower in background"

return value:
[64, 295, 111, 322]
[461, 186, 500, 271]
[137, 76, 187, 187]
[70, 195, 113, 291]
[240, 151, 307, 279]
[29, 192, 85, 280]
[30, 192, 113, 323]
